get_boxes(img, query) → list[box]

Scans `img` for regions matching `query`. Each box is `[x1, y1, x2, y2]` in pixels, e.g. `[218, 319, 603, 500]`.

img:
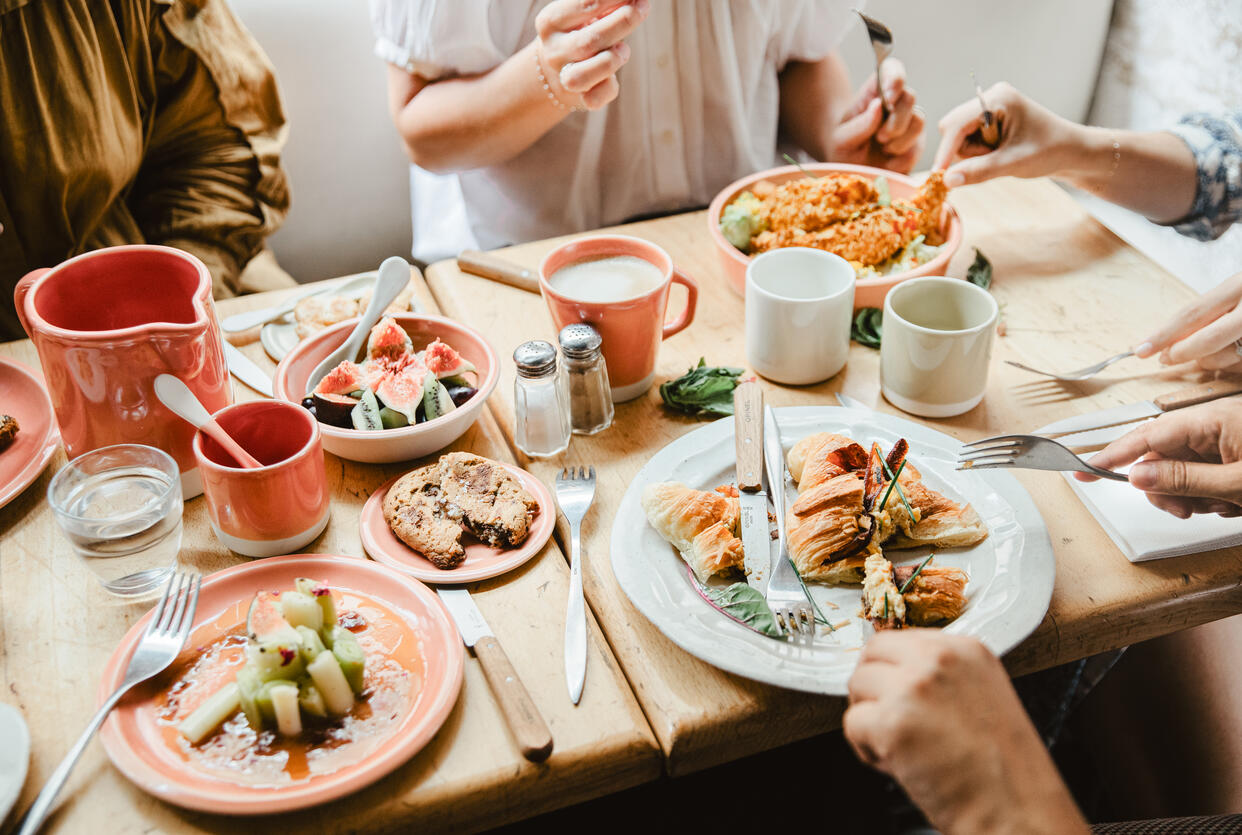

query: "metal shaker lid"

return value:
[513, 339, 557, 376]
[558, 323, 603, 359]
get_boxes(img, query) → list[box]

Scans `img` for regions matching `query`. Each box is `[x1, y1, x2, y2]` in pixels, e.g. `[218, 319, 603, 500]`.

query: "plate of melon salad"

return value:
[302, 315, 479, 431]
[98, 555, 463, 813]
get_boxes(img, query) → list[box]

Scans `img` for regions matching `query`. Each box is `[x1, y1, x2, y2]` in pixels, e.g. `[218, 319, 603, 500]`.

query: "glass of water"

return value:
[48, 444, 182, 597]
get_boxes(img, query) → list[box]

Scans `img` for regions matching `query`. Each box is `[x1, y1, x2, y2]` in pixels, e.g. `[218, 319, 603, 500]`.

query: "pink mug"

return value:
[15, 245, 231, 498]
[539, 235, 698, 402]
[193, 400, 329, 558]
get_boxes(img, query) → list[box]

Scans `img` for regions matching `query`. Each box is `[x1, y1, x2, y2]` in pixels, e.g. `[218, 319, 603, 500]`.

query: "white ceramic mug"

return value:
[880, 276, 998, 418]
[745, 248, 855, 385]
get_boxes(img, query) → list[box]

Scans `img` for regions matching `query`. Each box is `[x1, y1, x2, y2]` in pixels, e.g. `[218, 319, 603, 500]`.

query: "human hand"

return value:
[844, 630, 1089, 835]
[534, 0, 649, 111]
[932, 82, 1085, 187]
[833, 58, 925, 174]
[1075, 400, 1242, 518]
[1134, 271, 1242, 372]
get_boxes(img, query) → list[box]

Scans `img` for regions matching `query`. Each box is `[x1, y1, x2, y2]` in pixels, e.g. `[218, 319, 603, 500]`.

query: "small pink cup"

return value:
[193, 401, 329, 558]
[539, 235, 698, 402]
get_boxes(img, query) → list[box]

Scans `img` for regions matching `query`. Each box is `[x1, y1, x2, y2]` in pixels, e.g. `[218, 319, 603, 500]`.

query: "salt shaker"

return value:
[513, 340, 571, 457]
[559, 323, 613, 435]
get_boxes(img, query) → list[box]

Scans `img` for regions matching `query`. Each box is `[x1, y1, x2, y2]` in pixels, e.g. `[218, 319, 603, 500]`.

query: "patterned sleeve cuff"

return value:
[1166, 114, 1242, 241]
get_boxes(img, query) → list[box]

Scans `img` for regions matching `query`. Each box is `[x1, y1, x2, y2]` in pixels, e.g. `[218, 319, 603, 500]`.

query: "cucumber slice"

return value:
[178, 682, 241, 744]
[296, 625, 326, 666]
[236, 667, 263, 730]
[350, 388, 383, 430]
[280, 590, 323, 632]
[269, 681, 302, 737]
[307, 651, 355, 715]
[255, 678, 297, 725]
[295, 578, 337, 628]
[245, 638, 305, 683]
[298, 681, 327, 719]
[421, 374, 456, 422]
[330, 629, 366, 694]
[379, 407, 409, 429]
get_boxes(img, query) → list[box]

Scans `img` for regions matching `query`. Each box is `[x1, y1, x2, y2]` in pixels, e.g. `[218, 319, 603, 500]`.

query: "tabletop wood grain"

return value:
[424, 177, 1242, 776]
[0, 277, 661, 833]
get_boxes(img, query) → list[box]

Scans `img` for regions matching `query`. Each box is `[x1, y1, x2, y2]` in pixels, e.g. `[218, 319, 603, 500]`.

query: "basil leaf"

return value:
[967, 248, 993, 290]
[851, 308, 883, 349]
[700, 581, 783, 638]
[659, 358, 745, 418]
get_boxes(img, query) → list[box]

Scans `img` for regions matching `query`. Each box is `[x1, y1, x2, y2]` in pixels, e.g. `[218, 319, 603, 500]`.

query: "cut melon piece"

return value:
[423, 338, 476, 379]
[366, 316, 414, 361]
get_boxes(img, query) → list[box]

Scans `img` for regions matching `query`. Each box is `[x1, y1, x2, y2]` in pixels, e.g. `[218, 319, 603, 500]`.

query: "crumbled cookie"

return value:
[382, 464, 466, 569]
[0, 415, 18, 451]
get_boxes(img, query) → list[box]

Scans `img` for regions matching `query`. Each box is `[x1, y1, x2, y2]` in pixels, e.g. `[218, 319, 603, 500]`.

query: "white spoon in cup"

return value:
[154, 374, 263, 469]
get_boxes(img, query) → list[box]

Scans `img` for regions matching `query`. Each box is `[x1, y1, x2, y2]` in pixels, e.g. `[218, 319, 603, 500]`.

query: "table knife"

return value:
[1049, 419, 1155, 449]
[1031, 380, 1242, 437]
[733, 383, 770, 593]
[223, 341, 274, 398]
[435, 587, 554, 763]
[457, 250, 540, 294]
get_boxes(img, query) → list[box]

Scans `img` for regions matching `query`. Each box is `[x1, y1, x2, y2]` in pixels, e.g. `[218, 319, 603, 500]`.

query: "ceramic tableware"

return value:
[193, 400, 329, 557]
[0, 702, 30, 825]
[0, 357, 59, 510]
[538, 234, 698, 403]
[97, 554, 464, 814]
[155, 375, 262, 469]
[707, 163, 963, 309]
[745, 247, 855, 385]
[272, 313, 499, 464]
[360, 462, 555, 583]
[610, 405, 1055, 695]
[15, 245, 231, 498]
[880, 276, 998, 418]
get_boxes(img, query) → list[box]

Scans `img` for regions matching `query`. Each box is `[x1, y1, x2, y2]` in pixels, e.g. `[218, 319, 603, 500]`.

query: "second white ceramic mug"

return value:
[745, 248, 856, 385]
[880, 276, 998, 418]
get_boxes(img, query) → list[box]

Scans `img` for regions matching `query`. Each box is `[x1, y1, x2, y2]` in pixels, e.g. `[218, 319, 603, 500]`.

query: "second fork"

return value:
[554, 466, 596, 705]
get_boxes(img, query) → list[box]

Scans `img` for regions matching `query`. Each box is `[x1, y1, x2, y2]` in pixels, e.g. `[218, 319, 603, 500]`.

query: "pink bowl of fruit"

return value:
[273, 313, 498, 464]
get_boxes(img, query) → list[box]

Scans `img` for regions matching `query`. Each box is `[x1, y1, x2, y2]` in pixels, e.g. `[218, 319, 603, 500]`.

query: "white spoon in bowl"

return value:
[304, 256, 412, 397]
[154, 374, 263, 469]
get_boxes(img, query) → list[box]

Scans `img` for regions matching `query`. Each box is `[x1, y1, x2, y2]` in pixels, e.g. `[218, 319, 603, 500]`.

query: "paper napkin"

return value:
[1064, 473, 1242, 562]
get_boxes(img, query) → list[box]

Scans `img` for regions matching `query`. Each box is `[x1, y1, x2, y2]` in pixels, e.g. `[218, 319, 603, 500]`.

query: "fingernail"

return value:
[945, 170, 965, 188]
[1129, 462, 1155, 488]
[1134, 341, 1153, 358]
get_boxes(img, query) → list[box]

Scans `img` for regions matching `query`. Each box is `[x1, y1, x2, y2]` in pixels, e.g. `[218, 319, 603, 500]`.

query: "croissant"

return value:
[861, 554, 905, 628]
[785, 472, 869, 582]
[641, 482, 744, 583]
[893, 562, 969, 626]
[787, 433, 870, 490]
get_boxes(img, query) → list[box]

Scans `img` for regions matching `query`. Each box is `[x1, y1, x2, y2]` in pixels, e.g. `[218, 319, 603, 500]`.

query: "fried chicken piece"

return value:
[909, 170, 949, 244]
[759, 174, 878, 232]
[0, 415, 17, 451]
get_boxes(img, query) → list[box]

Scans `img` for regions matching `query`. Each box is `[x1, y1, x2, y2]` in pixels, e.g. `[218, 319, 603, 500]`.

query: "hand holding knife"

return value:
[1032, 380, 1242, 447]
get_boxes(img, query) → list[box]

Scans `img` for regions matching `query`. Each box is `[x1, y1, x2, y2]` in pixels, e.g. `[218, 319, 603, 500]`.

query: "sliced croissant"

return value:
[641, 482, 743, 583]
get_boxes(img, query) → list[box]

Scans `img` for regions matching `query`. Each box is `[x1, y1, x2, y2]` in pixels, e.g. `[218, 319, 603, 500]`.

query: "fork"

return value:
[555, 466, 595, 705]
[856, 10, 894, 115]
[1005, 350, 1134, 382]
[958, 434, 1128, 481]
[762, 407, 815, 641]
[18, 571, 201, 835]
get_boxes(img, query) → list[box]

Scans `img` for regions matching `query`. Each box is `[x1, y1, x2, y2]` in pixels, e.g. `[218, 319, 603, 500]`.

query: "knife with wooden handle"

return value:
[1032, 379, 1242, 437]
[457, 250, 541, 294]
[733, 382, 770, 593]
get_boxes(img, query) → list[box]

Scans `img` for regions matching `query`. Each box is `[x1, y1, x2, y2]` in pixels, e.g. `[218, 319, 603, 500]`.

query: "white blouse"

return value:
[372, 0, 857, 261]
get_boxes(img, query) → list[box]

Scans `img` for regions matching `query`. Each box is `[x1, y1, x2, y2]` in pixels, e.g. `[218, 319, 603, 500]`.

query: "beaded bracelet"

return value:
[535, 46, 584, 113]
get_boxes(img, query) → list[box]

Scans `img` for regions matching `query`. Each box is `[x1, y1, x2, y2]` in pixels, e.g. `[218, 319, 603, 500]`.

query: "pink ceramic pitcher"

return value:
[15, 245, 232, 498]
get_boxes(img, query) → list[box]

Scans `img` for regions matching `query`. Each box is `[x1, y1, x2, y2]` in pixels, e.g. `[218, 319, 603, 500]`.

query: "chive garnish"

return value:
[881, 457, 915, 521]
[877, 459, 907, 512]
[899, 554, 936, 594]
[782, 152, 814, 179]
[793, 563, 835, 631]
[883, 593, 889, 621]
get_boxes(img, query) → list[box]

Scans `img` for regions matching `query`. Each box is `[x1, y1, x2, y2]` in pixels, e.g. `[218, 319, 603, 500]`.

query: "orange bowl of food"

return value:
[707, 162, 963, 310]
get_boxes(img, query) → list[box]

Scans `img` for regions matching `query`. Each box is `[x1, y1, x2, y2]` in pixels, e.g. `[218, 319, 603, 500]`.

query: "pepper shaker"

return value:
[513, 340, 571, 458]
[559, 323, 614, 435]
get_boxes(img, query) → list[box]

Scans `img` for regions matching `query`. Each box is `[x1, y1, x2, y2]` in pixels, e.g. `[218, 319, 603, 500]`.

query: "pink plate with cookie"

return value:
[0, 357, 59, 511]
[361, 456, 555, 584]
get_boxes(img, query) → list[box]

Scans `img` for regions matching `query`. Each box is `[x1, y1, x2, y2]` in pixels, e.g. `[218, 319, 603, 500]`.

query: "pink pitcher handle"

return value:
[14, 269, 49, 338]
[662, 267, 698, 340]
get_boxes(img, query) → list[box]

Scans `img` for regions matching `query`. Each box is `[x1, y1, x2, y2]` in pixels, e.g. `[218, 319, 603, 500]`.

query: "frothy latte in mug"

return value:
[547, 254, 663, 303]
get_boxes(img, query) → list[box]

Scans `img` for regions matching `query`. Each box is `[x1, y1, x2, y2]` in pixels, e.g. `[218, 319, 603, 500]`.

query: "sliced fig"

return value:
[366, 316, 414, 361]
[313, 361, 365, 397]
[374, 366, 425, 424]
[312, 392, 357, 428]
[422, 338, 476, 379]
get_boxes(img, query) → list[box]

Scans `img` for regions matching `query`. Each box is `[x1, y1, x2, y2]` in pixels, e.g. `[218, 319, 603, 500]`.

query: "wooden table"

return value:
[0, 280, 661, 833]
[425, 177, 1242, 776]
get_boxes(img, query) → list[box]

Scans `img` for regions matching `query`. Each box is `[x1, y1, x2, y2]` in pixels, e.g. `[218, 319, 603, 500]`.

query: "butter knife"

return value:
[222, 341, 274, 398]
[436, 587, 553, 762]
[1031, 380, 1242, 437]
[733, 383, 770, 593]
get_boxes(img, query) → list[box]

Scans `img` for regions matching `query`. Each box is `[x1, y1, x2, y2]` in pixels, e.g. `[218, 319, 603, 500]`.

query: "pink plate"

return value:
[0, 357, 59, 510]
[97, 554, 464, 815]
[361, 462, 555, 584]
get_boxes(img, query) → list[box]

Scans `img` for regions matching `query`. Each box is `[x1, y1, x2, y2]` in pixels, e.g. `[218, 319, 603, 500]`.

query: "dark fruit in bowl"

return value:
[444, 384, 477, 408]
[312, 393, 357, 428]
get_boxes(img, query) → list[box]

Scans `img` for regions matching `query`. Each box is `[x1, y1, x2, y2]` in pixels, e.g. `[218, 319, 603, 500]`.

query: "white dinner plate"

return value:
[611, 406, 1055, 695]
[0, 702, 30, 824]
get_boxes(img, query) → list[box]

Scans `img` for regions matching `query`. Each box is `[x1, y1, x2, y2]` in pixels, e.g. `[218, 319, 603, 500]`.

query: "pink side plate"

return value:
[97, 554, 464, 815]
[361, 463, 555, 584]
[0, 357, 60, 510]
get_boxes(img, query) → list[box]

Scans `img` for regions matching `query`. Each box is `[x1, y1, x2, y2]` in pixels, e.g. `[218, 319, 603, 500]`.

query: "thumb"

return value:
[836, 98, 884, 150]
[1129, 459, 1242, 504]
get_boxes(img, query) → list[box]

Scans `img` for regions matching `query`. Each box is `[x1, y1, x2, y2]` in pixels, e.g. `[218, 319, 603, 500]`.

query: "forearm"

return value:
[778, 54, 852, 161]
[1058, 125, 1198, 224]
[391, 40, 568, 173]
